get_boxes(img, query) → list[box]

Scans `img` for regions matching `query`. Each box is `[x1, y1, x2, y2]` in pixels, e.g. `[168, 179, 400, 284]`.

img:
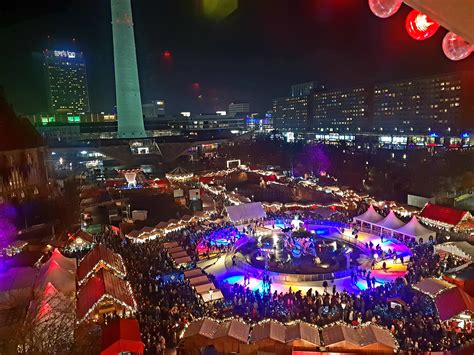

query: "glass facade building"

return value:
[43, 49, 90, 115]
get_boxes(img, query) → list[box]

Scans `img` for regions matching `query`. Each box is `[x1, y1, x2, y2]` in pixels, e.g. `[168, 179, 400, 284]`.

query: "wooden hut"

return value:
[213, 319, 250, 353]
[180, 318, 220, 352]
[285, 321, 321, 351]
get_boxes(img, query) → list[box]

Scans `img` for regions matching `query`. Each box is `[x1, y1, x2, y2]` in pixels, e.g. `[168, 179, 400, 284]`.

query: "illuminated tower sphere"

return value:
[111, 0, 146, 138]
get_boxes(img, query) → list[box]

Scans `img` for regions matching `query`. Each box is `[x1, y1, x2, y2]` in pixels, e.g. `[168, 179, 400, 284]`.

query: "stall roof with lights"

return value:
[101, 318, 144, 355]
[76, 269, 135, 322]
[77, 244, 126, 283]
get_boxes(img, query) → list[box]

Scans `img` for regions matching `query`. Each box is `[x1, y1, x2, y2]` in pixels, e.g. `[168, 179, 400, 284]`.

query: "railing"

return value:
[231, 252, 352, 283]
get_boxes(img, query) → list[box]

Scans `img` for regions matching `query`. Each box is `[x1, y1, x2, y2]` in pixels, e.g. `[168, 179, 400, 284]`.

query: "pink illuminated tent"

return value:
[36, 260, 76, 298]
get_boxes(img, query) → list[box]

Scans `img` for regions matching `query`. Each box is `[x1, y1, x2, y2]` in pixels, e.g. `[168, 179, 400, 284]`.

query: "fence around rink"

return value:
[228, 223, 373, 283]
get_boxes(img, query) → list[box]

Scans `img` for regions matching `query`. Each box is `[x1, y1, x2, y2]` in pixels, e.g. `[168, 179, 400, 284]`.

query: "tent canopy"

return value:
[226, 202, 266, 223]
[420, 203, 469, 226]
[375, 210, 405, 230]
[353, 205, 383, 224]
[36, 260, 76, 298]
[395, 216, 435, 241]
[435, 287, 474, 321]
[101, 318, 144, 355]
[414, 278, 454, 297]
[435, 242, 474, 262]
[44, 249, 77, 273]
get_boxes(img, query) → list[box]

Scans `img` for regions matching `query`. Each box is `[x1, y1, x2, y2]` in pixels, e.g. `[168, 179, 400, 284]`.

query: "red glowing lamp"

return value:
[162, 50, 172, 59]
[405, 10, 439, 41]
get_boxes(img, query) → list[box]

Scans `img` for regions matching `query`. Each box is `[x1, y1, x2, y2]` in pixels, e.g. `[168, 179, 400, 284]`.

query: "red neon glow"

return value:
[162, 50, 172, 59]
[405, 10, 439, 41]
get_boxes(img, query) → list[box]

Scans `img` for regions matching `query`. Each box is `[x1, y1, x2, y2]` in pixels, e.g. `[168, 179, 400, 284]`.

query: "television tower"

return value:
[111, 0, 146, 138]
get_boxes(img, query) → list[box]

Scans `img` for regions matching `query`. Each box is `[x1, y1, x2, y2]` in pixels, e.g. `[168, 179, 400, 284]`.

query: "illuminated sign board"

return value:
[54, 50, 76, 59]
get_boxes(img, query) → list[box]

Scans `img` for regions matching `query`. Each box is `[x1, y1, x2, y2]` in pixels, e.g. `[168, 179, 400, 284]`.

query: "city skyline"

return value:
[1, 0, 473, 115]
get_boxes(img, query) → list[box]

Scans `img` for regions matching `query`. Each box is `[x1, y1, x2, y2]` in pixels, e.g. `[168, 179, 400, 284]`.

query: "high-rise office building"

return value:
[308, 87, 370, 132]
[291, 81, 325, 97]
[373, 72, 474, 134]
[228, 102, 250, 117]
[43, 49, 90, 115]
[272, 96, 308, 131]
[111, 0, 146, 138]
[142, 100, 166, 119]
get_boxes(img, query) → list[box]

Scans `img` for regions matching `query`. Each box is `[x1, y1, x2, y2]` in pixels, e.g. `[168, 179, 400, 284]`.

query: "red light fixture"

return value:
[442, 32, 473, 61]
[405, 10, 439, 40]
[368, 0, 402, 19]
[162, 50, 172, 59]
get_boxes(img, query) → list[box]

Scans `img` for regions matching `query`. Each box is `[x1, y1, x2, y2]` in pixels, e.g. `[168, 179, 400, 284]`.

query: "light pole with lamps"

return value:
[341, 302, 347, 321]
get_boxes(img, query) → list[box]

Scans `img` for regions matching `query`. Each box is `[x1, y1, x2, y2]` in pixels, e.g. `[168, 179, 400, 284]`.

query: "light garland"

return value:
[77, 291, 136, 324]
[78, 259, 127, 286]
[178, 317, 398, 351]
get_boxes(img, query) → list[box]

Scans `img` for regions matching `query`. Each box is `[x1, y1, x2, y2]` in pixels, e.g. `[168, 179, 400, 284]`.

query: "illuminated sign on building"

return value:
[54, 50, 76, 59]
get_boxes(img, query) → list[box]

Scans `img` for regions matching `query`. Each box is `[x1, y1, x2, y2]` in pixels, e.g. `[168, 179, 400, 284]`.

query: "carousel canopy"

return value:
[77, 244, 126, 283]
[250, 320, 286, 344]
[214, 319, 250, 343]
[101, 318, 144, 355]
[434, 287, 474, 321]
[395, 216, 435, 241]
[375, 210, 405, 230]
[226, 202, 266, 223]
[420, 203, 470, 227]
[414, 278, 455, 297]
[77, 269, 135, 322]
[353, 205, 383, 224]
[435, 242, 474, 262]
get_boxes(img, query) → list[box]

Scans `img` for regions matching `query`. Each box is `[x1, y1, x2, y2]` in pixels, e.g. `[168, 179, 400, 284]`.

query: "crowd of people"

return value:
[96, 206, 474, 354]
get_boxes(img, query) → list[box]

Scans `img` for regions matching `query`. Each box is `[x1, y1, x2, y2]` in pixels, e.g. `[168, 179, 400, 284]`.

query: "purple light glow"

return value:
[0, 204, 17, 248]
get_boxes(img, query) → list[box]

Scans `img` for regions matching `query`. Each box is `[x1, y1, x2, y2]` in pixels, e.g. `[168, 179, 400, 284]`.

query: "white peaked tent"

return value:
[375, 210, 406, 235]
[226, 202, 266, 223]
[395, 216, 436, 242]
[353, 205, 383, 229]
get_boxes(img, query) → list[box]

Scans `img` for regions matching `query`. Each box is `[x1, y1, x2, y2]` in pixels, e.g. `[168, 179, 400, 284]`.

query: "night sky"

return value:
[1, 0, 473, 115]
